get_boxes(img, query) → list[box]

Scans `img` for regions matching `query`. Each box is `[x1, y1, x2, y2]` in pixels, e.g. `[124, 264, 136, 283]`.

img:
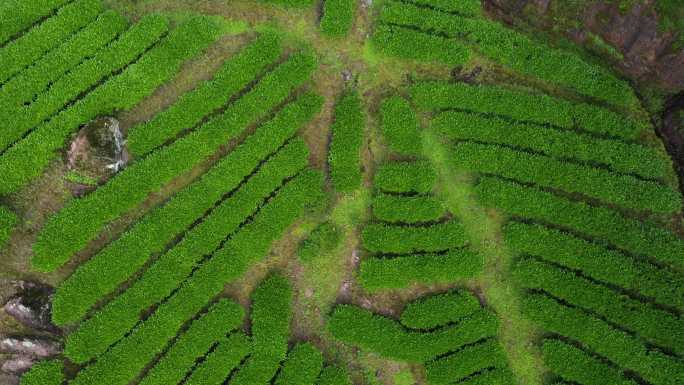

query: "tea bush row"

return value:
[426, 338, 509, 385]
[0, 207, 17, 250]
[318, 366, 353, 385]
[0, 0, 70, 45]
[329, 91, 365, 193]
[400, 290, 481, 330]
[362, 220, 467, 254]
[19, 359, 64, 385]
[374, 160, 436, 194]
[372, 193, 446, 224]
[379, 95, 422, 156]
[184, 333, 251, 385]
[320, 0, 356, 37]
[275, 343, 324, 385]
[371, 24, 470, 65]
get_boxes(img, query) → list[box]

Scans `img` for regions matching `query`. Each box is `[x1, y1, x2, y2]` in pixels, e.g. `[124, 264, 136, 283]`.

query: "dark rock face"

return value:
[2, 282, 57, 334]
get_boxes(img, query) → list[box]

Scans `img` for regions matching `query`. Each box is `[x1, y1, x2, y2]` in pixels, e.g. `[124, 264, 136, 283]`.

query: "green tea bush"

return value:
[318, 366, 352, 385]
[371, 25, 470, 65]
[407, 0, 481, 15]
[362, 220, 467, 254]
[329, 91, 365, 193]
[454, 368, 515, 385]
[127, 33, 282, 157]
[523, 294, 684, 385]
[433, 111, 672, 180]
[372, 193, 446, 224]
[320, 0, 356, 37]
[19, 359, 64, 385]
[32, 50, 316, 272]
[542, 339, 637, 385]
[453, 142, 681, 214]
[0, 10, 127, 109]
[68, 170, 323, 384]
[0, 0, 70, 45]
[138, 299, 245, 385]
[374, 160, 436, 194]
[476, 177, 684, 269]
[515, 258, 684, 353]
[298, 222, 342, 261]
[379, 96, 422, 156]
[328, 305, 498, 362]
[359, 248, 483, 290]
[231, 274, 293, 385]
[275, 343, 324, 385]
[505, 222, 684, 308]
[411, 81, 645, 140]
[378, 1, 474, 38]
[0, 0, 103, 83]
[426, 339, 509, 385]
[184, 333, 251, 385]
[400, 290, 481, 330]
[0, 207, 18, 249]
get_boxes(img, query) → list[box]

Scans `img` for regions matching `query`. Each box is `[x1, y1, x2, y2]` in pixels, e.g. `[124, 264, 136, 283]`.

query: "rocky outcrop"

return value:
[0, 336, 61, 358]
[2, 282, 57, 334]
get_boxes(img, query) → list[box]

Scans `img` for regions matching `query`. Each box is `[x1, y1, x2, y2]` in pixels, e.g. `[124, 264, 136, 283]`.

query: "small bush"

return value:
[320, 0, 356, 38]
[298, 222, 342, 261]
[379, 96, 422, 156]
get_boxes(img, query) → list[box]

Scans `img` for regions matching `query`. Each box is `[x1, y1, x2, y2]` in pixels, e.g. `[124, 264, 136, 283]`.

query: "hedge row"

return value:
[362, 220, 467, 254]
[127, 32, 282, 157]
[476, 177, 684, 269]
[455, 142, 681, 214]
[372, 193, 446, 224]
[0, 14, 168, 153]
[138, 299, 244, 385]
[328, 305, 498, 362]
[400, 290, 481, 330]
[426, 338, 509, 385]
[433, 110, 672, 180]
[410, 81, 645, 140]
[19, 359, 64, 385]
[0, 207, 17, 250]
[371, 24, 470, 65]
[542, 339, 637, 385]
[505, 222, 684, 309]
[379, 95, 422, 156]
[405, 0, 481, 16]
[0, 10, 127, 109]
[320, 0, 356, 37]
[184, 333, 251, 385]
[515, 257, 684, 353]
[32, 50, 316, 272]
[329, 91, 365, 193]
[523, 293, 684, 385]
[0, 0, 71, 45]
[454, 368, 515, 385]
[298, 222, 342, 262]
[374, 160, 436, 194]
[0, 0, 103, 83]
[65, 131, 311, 361]
[275, 343, 324, 385]
[379, 1, 474, 38]
[0, 14, 179, 195]
[318, 366, 352, 385]
[232, 275, 294, 385]
[358, 248, 483, 291]
[69, 170, 324, 385]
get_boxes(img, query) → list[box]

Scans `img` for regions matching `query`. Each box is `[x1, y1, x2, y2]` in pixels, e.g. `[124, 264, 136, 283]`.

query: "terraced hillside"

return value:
[0, 0, 681, 385]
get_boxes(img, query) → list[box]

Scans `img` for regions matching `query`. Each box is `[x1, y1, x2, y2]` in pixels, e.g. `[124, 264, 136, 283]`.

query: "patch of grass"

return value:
[64, 171, 98, 186]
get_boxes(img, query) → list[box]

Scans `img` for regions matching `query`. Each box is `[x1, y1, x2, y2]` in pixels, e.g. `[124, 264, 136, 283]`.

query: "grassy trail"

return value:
[421, 129, 545, 385]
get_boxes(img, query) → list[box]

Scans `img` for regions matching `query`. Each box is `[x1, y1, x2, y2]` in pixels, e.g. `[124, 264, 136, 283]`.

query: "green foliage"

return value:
[317, 366, 352, 385]
[378, 1, 475, 38]
[320, 0, 356, 37]
[433, 110, 673, 180]
[275, 343, 324, 385]
[426, 339, 509, 385]
[406, 0, 481, 16]
[371, 24, 470, 65]
[138, 299, 245, 385]
[374, 160, 436, 194]
[371, 193, 446, 224]
[63, 171, 98, 186]
[329, 91, 365, 193]
[379, 96, 422, 156]
[358, 249, 483, 291]
[452, 368, 515, 385]
[0, 0, 70, 45]
[328, 304, 498, 362]
[19, 359, 64, 385]
[184, 333, 251, 385]
[0, 0, 103, 83]
[476, 177, 684, 269]
[32, 50, 316, 272]
[127, 33, 283, 156]
[0, 10, 127, 109]
[258, 0, 316, 7]
[298, 222, 342, 261]
[505, 222, 684, 309]
[400, 290, 481, 330]
[542, 339, 637, 385]
[411, 81, 646, 140]
[0, 207, 18, 249]
[362, 220, 467, 254]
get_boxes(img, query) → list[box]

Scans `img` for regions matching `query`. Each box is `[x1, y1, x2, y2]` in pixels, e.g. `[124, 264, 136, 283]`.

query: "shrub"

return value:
[371, 24, 470, 65]
[453, 142, 681, 214]
[0, 0, 71, 45]
[298, 222, 342, 262]
[318, 366, 352, 385]
[406, 0, 481, 16]
[19, 359, 64, 385]
[32, 50, 317, 272]
[138, 299, 245, 385]
[379, 96, 422, 156]
[426, 339, 509, 385]
[329, 91, 365, 193]
[374, 160, 436, 194]
[0, 0, 103, 83]
[320, 0, 356, 37]
[328, 304, 498, 362]
[433, 110, 673, 180]
[451, 368, 515, 385]
[184, 333, 251, 385]
[0, 207, 18, 249]
[400, 290, 481, 330]
[0, 10, 127, 109]
[127, 32, 283, 157]
[275, 343, 324, 385]
[410, 81, 646, 140]
[378, 1, 475, 38]
[362, 220, 467, 254]
[476, 177, 684, 269]
[372, 193, 446, 224]
[358, 248, 483, 291]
